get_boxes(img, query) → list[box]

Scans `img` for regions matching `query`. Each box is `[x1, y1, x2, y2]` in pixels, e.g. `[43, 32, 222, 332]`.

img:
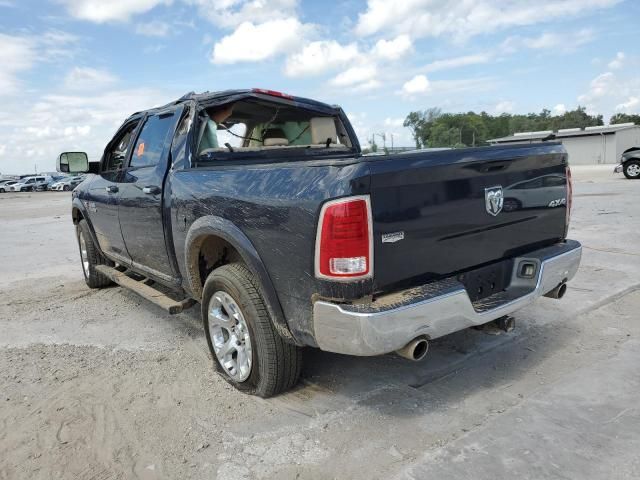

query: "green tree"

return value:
[610, 113, 640, 124]
[404, 106, 604, 149]
[403, 108, 441, 148]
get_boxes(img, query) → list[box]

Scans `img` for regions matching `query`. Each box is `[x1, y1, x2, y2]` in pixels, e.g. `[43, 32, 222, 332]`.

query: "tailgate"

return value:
[367, 143, 569, 291]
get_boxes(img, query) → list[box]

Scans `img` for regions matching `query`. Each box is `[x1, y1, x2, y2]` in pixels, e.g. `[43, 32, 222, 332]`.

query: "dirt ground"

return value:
[1, 166, 639, 479]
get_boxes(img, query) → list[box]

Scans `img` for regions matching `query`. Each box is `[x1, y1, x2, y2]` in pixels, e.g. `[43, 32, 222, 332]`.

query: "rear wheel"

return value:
[202, 263, 301, 397]
[76, 219, 113, 288]
[623, 160, 640, 179]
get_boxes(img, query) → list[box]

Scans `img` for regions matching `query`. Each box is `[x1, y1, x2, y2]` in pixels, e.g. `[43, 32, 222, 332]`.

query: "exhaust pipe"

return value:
[545, 282, 567, 299]
[396, 338, 429, 361]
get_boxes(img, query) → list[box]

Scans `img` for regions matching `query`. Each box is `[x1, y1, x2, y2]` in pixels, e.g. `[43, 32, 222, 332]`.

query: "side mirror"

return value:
[57, 152, 89, 173]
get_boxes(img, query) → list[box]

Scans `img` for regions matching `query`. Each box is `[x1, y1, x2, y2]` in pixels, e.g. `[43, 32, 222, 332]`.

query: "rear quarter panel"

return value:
[170, 158, 372, 346]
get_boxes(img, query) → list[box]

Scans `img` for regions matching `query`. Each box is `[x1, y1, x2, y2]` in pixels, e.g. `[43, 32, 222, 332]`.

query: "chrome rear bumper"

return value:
[313, 240, 582, 356]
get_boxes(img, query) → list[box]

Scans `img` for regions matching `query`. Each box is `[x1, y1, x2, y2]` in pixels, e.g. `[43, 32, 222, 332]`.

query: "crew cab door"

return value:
[118, 107, 182, 281]
[87, 120, 140, 261]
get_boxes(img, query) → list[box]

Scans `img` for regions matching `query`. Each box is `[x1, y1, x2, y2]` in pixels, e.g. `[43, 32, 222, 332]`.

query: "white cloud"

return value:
[351, 79, 382, 92]
[423, 54, 491, 72]
[58, 0, 170, 23]
[187, 0, 298, 29]
[355, 0, 619, 41]
[608, 51, 625, 69]
[399, 76, 497, 99]
[385, 117, 405, 127]
[0, 87, 173, 174]
[501, 29, 594, 53]
[402, 74, 430, 95]
[284, 34, 410, 81]
[348, 112, 414, 148]
[0, 34, 36, 93]
[371, 35, 412, 60]
[576, 70, 640, 119]
[616, 96, 639, 112]
[211, 18, 308, 64]
[135, 20, 171, 36]
[284, 40, 360, 77]
[65, 67, 118, 90]
[578, 72, 615, 103]
[329, 64, 378, 88]
[0, 30, 79, 95]
[553, 103, 567, 115]
[494, 100, 514, 113]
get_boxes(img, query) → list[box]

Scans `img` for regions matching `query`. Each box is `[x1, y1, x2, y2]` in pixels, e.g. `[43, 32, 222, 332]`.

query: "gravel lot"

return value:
[1, 166, 638, 479]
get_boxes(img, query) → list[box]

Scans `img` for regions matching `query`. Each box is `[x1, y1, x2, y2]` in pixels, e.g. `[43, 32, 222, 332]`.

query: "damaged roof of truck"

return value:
[131, 89, 341, 117]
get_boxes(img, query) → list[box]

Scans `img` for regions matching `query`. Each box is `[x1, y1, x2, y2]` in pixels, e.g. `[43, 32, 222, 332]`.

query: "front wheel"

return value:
[76, 219, 113, 288]
[623, 160, 640, 179]
[63, 185, 71, 191]
[202, 263, 301, 397]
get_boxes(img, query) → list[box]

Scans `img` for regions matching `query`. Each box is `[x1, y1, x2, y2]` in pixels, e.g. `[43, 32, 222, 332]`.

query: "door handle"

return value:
[142, 185, 161, 195]
[106, 185, 118, 193]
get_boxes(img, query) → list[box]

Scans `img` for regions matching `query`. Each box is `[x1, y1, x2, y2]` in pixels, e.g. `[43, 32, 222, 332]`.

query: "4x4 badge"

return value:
[485, 186, 504, 216]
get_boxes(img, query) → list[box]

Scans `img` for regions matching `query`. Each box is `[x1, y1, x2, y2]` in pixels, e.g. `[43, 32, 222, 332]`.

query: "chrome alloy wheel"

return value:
[208, 291, 253, 381]
[627, 163, 640, 177]
[79, 232, 90, 277]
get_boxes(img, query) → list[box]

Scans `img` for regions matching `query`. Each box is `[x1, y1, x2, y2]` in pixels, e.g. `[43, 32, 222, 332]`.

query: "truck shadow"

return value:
[117, 285, 580, 420]
[279, 309, 579, 418]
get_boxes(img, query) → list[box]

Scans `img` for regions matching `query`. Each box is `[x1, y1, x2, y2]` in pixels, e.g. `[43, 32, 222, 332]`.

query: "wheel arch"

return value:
[71, 198, 102, 249]
[185, 215, 295, 342]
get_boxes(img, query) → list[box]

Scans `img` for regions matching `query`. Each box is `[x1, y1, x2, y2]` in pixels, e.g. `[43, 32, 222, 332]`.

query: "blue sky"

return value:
[0, 0, 638, 174]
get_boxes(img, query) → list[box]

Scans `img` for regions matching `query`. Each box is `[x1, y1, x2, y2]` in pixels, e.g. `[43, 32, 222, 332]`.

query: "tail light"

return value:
[315, 196, 373, 280]
[565, 166, 573, 236]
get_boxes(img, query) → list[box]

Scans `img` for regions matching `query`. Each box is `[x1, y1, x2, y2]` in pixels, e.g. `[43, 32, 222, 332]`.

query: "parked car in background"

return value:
[614, 149, 640, 179]
[9, 176, 51, 192]
[35, 176, 63, 191]
[502, 174, 567, 211]
[0, 180, 18, 193]
[51, 175, 85, 191]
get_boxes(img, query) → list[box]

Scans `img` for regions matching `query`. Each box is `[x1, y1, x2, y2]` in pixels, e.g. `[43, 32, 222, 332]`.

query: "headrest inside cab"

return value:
[310, 117, 338, 145]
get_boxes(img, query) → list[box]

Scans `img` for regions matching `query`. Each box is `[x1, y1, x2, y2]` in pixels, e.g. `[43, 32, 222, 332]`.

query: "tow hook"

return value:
[495, 315, 515, 332]
[474, 315, 516, 335]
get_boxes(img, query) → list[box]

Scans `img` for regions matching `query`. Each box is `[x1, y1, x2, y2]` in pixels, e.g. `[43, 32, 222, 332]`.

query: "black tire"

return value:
[202, 263, 301, 397]
[63, 185, 71, 191]
[503, 197, 521, 212]
[76, 219, 113, 288]
[0, 188, 4, 193]
[623, 160, 640, 179]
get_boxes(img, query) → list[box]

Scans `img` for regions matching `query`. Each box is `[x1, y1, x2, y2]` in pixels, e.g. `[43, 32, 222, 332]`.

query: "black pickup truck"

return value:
[60, 89, 582, 397]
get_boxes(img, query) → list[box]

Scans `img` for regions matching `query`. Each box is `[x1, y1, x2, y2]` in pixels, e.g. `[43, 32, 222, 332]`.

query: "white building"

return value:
[488, 123, 640, 165]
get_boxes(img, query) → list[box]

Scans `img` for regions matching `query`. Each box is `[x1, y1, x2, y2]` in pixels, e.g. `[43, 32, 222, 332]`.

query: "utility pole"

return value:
[377, 132, 386, 149]
[390, 133, 395, 151]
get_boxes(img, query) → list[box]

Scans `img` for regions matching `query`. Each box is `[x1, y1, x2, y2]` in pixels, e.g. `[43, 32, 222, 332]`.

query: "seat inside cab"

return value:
[197, 98, 351, 157]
